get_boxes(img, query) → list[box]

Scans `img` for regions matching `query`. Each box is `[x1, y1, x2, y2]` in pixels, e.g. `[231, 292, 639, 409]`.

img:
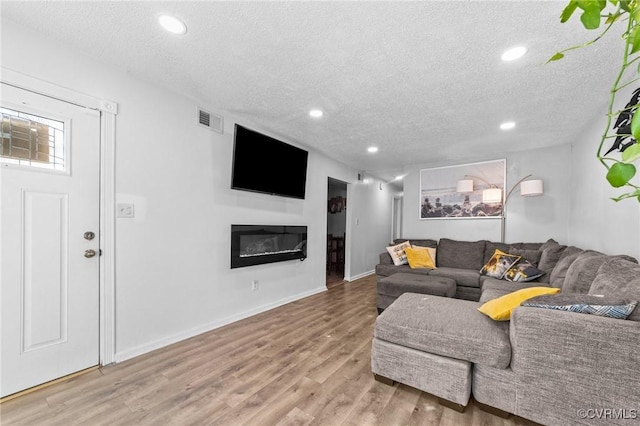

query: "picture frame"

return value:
[419, 159, 505, 219]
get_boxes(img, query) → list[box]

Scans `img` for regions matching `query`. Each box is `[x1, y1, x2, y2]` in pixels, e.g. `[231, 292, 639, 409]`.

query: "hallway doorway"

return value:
[326, 177, 347, 287]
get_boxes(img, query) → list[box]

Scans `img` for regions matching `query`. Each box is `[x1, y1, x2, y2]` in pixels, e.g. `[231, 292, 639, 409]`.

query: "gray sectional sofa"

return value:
[372, 238, 640, 425]
[375, 238, 548, 305]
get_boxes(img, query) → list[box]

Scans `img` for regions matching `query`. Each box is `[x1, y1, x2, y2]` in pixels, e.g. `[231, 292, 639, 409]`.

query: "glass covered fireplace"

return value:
[231, 225, 307, 269]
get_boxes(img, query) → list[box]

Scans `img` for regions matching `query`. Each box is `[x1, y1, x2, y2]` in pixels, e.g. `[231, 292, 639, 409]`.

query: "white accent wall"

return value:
[567, 86, 640, 261]
[1, 19, 393, 362]
[402, 145, 572, 245]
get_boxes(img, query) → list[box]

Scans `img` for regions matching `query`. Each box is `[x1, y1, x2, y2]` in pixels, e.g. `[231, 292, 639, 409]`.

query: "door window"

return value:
[1, 107, 66, 171]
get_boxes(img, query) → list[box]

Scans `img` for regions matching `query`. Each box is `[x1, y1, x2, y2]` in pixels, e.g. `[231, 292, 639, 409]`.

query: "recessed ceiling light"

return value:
[158, 15, 187, 35]
[500, 121, 516, 130]
[394, 175, 404, 181]
[309, 109, 323, 118]
[367, 146, 379, 153]
[501, 46, 527, 61]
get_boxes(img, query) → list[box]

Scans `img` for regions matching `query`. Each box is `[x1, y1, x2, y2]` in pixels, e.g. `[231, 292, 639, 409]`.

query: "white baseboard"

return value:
[345, 269, 375, 282]
[114, 286, 327, 363]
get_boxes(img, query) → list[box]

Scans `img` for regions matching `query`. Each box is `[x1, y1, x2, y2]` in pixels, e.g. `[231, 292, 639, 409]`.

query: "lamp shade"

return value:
[456, 179, 474, 193]
[520, 180, 543, 196]
[482, 188, 503, 204]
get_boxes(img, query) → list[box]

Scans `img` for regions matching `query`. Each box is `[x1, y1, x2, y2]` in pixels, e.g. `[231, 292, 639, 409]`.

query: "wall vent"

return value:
[197, 107, 223, 133]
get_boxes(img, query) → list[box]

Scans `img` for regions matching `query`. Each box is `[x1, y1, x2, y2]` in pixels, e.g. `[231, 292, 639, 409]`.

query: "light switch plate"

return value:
[117, 203, 134, 218]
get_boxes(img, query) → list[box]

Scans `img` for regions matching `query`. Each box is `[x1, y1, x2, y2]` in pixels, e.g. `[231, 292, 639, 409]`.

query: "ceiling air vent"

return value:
[197, 107, 223, 134]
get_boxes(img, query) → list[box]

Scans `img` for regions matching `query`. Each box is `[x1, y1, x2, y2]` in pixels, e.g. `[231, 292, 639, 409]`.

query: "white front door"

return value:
[1, 83, 101, 397]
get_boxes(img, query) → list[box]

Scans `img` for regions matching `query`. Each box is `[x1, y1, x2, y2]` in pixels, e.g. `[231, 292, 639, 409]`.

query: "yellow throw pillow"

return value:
[478, 286, 560, 321]
[404, 246, 437, 270]
[412, 245, 436, 266]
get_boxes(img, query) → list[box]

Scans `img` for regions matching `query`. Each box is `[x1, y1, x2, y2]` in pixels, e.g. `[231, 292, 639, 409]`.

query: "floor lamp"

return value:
[457, 174, 544, 243]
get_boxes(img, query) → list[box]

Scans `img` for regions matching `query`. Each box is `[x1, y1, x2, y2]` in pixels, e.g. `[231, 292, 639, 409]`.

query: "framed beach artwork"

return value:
[419, 159, 506, 219]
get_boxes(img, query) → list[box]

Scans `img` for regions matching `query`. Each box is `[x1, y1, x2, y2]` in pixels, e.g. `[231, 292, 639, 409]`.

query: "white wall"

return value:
[346, 179, 395, 279]
[568, 86, 640, 260]
[1, 19, 389, 362]
[402, 145, 572, 244]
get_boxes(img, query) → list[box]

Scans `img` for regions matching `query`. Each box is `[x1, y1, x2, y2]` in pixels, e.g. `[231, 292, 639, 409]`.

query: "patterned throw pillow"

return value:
[386, 241, 411, 266]
[504, 260, 545, 282]
[522, 294, 638, 320]
[480, 249, 521, 279]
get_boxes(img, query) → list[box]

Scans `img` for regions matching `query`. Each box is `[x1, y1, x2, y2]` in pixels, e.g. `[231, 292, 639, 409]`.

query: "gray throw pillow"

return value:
[561, 251, 608, 294]
[509, 247, 542, 265]
[436, 238, 486, 270]
[537, 243, 567, 283]
[548, 246, 584, 288]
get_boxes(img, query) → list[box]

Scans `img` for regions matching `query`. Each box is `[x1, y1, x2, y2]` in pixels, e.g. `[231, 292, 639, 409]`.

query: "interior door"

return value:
[0, 83, 101, 398]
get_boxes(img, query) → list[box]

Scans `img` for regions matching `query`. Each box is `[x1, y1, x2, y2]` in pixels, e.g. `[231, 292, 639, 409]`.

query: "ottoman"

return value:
[371, 293, 512, 411]
[377, 272, 456, 313]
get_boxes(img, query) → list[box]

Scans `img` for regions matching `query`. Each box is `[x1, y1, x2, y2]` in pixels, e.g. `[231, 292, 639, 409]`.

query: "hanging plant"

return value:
[550, 0, 640, 202]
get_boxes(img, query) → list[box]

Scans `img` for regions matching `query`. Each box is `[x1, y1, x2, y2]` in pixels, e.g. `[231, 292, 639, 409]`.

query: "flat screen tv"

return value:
[231, 124, 308, 199]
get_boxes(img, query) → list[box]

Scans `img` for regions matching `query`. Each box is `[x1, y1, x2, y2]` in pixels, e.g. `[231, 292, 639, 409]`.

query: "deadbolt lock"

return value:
[84, 231, 95, 241]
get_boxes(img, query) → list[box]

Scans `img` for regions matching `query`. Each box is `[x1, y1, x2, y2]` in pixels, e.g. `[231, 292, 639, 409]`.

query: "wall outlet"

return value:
[117, 203, 135, 218]
[251, 280, 259, 291]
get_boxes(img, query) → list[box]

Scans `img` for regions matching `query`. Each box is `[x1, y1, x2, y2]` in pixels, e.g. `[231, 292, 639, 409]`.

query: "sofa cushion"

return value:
[537, 242, 567, 283]
[483, 241, 511, 265]
[589, 258, 640, 321]
[397, 238, 438, 248]
[479, 288, 510, 303]
[561, 250, 608, 294]
[508, 247, 542, 265]
[386, 240, 411, 266]
[513, 242, 544, 251]
[379, 251, 393, 265]
[378, 273, 456, 298]
[436, 238, 486, 270]
[548, 246, 584, 288]
[482, 277, 548, 294]
[375, 263, 430, 278]
[478, 287, 560, 321]
[374, 293, 512, 369]
[429, 267, 481, 288]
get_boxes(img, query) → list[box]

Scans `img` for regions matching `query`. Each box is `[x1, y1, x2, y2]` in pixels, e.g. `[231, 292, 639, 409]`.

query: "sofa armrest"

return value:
[379, 251, 393, 265]
[510, 306, 640, 425]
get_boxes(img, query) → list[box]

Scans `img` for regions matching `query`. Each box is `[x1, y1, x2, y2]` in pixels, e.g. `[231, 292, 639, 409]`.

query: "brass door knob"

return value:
[84, 249, 96, 258]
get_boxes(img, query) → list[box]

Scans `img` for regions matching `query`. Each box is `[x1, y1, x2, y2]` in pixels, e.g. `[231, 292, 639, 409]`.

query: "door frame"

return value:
[1, 67, 118, 365]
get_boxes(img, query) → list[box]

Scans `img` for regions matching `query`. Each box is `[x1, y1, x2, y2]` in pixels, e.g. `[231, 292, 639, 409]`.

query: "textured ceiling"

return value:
[0, 1, 625, 183]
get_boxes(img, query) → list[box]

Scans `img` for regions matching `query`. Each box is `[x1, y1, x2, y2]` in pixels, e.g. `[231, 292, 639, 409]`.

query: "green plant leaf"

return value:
[620, 0, 631, 12]
[580, 7, 602, 29]
[548, 52, 565, 62]
[561, 1, 579, 22]
[611, 189, 640, 201]
[630, 26, 640, 53]
[606, 162, 637, 187]
[606, 11, 622, 24]
[622, 142, 640, 162]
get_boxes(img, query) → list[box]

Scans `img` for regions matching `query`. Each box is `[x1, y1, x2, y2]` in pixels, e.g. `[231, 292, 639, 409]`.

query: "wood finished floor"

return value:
[1, 275, 539, 426]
